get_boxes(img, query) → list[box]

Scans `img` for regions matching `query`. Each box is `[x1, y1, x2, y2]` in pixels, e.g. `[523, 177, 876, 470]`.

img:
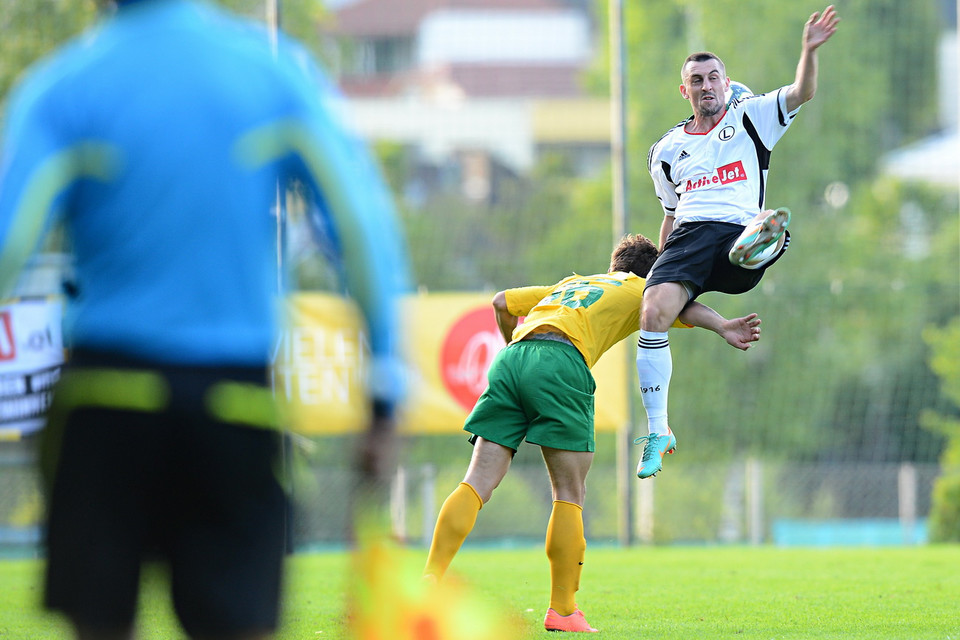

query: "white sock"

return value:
[636, 330, 672, 435]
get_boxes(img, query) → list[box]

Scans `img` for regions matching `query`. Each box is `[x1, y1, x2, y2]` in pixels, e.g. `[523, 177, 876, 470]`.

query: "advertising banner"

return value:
[277, 292, 630, 435]
[272, 294, 369, 435]
[0, 299, 64, 440]
[0, 292, 630, 438]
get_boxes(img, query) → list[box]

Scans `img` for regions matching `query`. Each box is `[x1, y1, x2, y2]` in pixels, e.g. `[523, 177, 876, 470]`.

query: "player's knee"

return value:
[640, 303, 674, 332]
[641, 285, 688, 331]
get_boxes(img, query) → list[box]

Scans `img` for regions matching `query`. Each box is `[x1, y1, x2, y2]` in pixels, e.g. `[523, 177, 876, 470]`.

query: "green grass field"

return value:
[2, 545, 958, 639]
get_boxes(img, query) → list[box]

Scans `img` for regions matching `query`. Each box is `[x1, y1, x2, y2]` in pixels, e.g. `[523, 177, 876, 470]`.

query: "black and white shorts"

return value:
[644, 221, 789, 299]
[41, 349, 288, 636]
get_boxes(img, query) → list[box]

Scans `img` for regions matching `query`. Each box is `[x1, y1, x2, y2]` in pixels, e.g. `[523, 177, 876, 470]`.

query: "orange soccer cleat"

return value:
[544, 607, 599, 633]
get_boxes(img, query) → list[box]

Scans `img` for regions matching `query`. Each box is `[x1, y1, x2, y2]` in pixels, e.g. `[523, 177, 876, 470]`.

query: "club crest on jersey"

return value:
[684, 161, 747, 192]
[718, 125, 735, 141]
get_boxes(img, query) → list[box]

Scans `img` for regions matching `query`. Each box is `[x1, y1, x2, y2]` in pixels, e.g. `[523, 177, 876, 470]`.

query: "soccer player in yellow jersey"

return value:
[423, 234, 761, 633]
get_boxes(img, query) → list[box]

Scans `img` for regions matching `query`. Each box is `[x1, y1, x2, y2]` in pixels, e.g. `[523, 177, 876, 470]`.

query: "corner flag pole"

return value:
[267, 0, 282, 293]
[266, 0, 297, 554]
[609, 0, 634, 547]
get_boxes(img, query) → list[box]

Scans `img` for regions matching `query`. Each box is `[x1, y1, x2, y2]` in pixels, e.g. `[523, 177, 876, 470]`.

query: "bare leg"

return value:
[462, 437, 515, 503]
[639, 281, 689, 333]
[540, 447, 593, 506]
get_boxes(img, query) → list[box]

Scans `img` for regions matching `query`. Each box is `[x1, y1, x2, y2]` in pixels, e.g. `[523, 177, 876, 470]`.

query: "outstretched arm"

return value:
[785, 5, 840, 112]
[679, 301, 761, 351]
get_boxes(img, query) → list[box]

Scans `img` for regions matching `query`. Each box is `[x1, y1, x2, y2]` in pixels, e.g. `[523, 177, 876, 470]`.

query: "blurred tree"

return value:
[579, 0, 955, 462]
[221, 0, 335, 66]
[2, 0, 954, 468]
[0, 1, 334, 108]
[390, 151, 616, 292]
[587, 0, 942, 238]
[0, 1, 96, 105]
[923, 317, 960, 541]
[667, 177, 958, 462]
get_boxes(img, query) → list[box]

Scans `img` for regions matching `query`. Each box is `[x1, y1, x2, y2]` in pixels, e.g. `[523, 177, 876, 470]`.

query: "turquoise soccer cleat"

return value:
[634, 429, 677, 479]
[728, 207, 791, 268]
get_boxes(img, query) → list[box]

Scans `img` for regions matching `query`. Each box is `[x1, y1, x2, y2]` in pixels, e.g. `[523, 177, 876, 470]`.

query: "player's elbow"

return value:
[492, 290, 508, 312]
[787, 84, 816, 110]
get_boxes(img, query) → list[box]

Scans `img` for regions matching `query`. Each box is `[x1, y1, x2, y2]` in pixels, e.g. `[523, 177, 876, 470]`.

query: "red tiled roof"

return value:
[447, 64, 585, 97]
[334, 0, 569, 37]
[337, 73, 418, 98]
[338, 63, 586, 98]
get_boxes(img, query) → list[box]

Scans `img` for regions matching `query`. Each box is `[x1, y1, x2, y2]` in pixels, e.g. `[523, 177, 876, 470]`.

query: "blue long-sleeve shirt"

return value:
[0, 0, 409, 403]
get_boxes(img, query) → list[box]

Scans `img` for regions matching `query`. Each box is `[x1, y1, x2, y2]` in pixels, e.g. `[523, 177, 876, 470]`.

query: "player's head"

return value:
[609, 234, 659, 277]
[680, 52, 729, 118]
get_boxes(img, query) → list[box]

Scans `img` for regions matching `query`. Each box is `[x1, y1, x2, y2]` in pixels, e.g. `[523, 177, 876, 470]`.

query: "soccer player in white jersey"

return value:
[635, 6, 840, 479]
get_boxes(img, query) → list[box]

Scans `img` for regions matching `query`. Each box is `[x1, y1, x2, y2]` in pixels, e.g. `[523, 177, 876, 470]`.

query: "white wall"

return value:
[418, 10, 591, 66]
[938, 30, 957, 130]
[344, 97, 536, 170]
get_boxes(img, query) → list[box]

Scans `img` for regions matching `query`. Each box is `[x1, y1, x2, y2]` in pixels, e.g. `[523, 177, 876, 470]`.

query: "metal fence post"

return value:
[421, 464, 437, 547]
[898, 462, 918, 544]
[746, 458, 764, 545]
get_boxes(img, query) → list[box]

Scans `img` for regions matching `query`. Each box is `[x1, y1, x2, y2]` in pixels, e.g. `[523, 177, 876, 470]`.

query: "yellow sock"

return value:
[545, 500, 586, 616]
[423, 482, 483, 579]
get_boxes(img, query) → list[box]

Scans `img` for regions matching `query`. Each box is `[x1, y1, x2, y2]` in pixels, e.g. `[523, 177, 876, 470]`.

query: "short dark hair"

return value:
[681, 51, 725, 81]
[609, 234, 659, 277]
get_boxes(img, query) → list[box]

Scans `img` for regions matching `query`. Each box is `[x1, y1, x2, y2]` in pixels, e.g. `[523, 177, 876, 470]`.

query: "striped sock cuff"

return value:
[638, 331, 669, 349]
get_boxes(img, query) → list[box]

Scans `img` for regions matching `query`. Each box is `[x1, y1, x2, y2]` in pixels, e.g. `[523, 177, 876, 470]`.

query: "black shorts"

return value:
[644, 221, 789, 299]
[40, 349, 288, 636]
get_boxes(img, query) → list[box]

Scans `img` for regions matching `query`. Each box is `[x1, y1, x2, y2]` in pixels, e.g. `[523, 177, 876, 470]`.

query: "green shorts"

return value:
[464, 338, 596, 452]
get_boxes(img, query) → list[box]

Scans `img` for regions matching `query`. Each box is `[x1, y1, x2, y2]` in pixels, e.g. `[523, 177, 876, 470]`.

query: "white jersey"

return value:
[647, 85, 800, 227]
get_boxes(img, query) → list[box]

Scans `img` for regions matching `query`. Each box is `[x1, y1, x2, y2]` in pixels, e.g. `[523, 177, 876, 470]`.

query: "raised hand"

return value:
[804, 5, 840, 51]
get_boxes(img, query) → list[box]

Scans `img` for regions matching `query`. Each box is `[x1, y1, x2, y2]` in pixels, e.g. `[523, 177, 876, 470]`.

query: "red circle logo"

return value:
[440, 306, 505, 411]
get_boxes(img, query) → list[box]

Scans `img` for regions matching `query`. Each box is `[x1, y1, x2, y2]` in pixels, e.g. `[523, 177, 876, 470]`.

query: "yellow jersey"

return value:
[505, 271, 686, 369]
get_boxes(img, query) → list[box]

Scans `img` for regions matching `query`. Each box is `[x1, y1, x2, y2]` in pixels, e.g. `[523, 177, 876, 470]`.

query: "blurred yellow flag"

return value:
[347, 538, 521, 640]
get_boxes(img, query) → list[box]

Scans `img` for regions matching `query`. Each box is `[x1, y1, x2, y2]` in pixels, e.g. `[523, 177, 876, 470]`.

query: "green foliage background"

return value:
[382, 0, 959, 469]
[0, 1, 96, 102]
[591, 0, 957, 470]
[382, 0, 960, 535]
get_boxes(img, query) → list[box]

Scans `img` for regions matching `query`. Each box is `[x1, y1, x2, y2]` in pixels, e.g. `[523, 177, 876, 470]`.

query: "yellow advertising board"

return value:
[272, 293, 369, 435]
[274, 292, 630, 436]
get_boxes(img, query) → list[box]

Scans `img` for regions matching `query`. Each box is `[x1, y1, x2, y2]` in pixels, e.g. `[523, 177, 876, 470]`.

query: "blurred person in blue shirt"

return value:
[0, 0, 410, 638]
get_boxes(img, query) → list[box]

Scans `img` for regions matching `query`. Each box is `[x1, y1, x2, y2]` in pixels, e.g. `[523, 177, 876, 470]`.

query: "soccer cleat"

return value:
[728, 207, 791, 268]
[544, 607, 598, 633]
[634, 429, 677, 479]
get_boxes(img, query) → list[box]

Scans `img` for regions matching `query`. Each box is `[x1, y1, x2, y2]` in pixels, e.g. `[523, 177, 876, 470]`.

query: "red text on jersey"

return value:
[684, 160, 748, 192]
